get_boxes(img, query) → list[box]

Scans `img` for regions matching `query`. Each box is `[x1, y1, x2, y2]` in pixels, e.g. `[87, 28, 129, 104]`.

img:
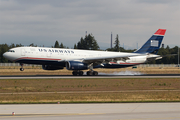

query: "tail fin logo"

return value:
[151, 40, 159, 47]
[134, 29, 166, 54]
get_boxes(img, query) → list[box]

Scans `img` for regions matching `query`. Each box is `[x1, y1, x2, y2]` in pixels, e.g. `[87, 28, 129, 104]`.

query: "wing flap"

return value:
[65, 52, 142, 66]
[83, 56, 131, 66]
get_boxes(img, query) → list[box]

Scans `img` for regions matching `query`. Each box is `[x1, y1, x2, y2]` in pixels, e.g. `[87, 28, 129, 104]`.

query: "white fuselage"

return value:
[2, 29, 166, 75]
[3, 46, 148, 66]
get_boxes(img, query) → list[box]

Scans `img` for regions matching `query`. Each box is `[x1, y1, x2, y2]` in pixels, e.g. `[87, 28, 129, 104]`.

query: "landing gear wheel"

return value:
[72, 71, 84, 76]
[79, 71, 84, 76]
[87, 71, 98, 76]
[93, 71, 98, 76]
[20, 68, 24, 71]
[20, 63, 24, 71]
[87, 71, 93, 76]
[72, 71, 78, 76]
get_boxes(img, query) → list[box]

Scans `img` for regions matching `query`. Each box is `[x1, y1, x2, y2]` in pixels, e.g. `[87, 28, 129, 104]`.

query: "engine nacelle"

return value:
[66, 61, 88, 70]
[42, 65, 64, 70]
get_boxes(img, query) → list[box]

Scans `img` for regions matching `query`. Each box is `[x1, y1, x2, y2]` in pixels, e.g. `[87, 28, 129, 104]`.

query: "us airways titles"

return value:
[38, 49, 74, 54]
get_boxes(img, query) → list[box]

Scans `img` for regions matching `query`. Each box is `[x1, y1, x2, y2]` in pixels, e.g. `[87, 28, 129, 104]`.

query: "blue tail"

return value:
[134, 29, 166, 54]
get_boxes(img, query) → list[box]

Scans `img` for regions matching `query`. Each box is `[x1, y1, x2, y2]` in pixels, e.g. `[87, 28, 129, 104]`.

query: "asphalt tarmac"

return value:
[0, 103, 180, 120]
[0, 74, 180, 79]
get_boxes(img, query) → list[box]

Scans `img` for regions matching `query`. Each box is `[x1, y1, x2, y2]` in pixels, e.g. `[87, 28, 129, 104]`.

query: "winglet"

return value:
[154, 29, 166, 36]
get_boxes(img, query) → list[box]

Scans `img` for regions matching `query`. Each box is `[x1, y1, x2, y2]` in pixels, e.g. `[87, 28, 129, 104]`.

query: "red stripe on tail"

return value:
[154, 29, 166, 35]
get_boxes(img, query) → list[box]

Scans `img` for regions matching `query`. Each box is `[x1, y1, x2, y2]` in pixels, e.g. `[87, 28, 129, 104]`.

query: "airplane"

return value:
[3, 29, 166, 76]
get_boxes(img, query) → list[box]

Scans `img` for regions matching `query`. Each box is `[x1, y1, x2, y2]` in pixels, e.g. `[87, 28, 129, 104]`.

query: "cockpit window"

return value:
[8, 50, 15, 52]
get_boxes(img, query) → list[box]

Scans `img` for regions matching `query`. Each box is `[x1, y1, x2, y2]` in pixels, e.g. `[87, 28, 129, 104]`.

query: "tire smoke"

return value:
[99, 70, 143, 76]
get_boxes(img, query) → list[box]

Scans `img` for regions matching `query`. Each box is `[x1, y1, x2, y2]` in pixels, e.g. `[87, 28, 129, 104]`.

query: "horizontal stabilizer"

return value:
[147, 54, 177, 62]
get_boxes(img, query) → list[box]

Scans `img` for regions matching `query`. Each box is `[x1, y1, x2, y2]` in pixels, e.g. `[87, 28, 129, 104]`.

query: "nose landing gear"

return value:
[20, 63, 24, 71]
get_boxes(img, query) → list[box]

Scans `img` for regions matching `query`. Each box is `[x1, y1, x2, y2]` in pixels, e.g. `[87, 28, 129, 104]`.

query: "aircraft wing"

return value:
[83, 57, 130, 66]
[81, 54, 140, 66]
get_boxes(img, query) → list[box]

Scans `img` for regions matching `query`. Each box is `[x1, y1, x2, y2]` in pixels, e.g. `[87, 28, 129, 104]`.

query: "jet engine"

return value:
[66, 61, 88, 70]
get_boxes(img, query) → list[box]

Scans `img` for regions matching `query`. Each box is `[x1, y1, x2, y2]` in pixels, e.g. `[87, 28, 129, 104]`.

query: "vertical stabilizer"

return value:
[134, 29, 166, 54]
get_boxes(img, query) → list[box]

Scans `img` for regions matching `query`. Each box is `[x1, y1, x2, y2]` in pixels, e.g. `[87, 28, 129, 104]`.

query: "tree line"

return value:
[53, 34, 100, 50]
[0, 34, 179, 64]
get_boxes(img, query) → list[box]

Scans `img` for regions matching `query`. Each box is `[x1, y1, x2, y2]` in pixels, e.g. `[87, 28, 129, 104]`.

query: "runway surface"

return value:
[0, 103, 180, 120]
[0, 74, 180, 79]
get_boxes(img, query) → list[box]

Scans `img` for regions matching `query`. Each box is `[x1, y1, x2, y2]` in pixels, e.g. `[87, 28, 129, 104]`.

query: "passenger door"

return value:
[21, 48, 25, 56]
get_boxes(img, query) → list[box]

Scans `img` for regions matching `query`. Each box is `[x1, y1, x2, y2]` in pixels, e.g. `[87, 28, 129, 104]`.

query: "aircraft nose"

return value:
[3, 52, 15, 61]
[3, 52, 6, 57]
[3, 52, 8, 59]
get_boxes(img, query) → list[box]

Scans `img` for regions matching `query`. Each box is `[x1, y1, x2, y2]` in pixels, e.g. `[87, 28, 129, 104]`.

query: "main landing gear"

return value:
[72, 63, 98, 76]
[72, 71, 84, 76]
[87, 71, 98, 76]
[72, 71, 98, 76]
[20, 63, 24, 71]
[86, 63, 98, 76]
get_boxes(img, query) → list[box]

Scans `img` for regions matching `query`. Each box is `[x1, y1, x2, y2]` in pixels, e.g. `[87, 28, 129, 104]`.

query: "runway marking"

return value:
[0, 113, 104, 118]
[117, 117, 180, 120]
[1, 114, 179, 119]
[1, 75, 180, 79]
[0, 90, 180, 95]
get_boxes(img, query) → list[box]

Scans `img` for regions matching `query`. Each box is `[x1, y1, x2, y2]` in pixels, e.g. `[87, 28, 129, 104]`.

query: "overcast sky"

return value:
[0, 0, 180, 49]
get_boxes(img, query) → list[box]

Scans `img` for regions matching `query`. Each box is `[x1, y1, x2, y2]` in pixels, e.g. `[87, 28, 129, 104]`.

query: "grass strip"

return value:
[0, 78, 180, 104]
